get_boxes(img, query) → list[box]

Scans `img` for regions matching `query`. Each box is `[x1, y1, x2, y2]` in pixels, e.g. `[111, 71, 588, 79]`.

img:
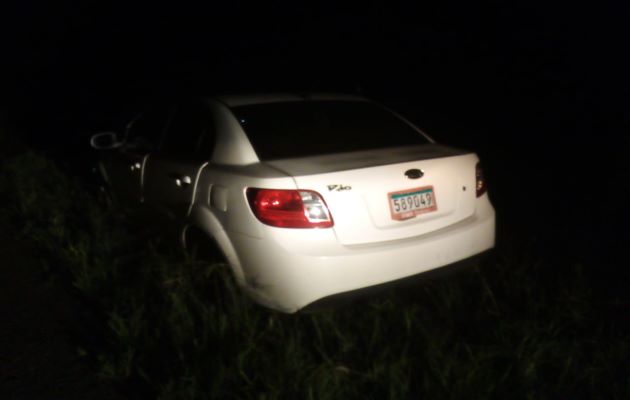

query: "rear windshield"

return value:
[230, 100, 431, 160]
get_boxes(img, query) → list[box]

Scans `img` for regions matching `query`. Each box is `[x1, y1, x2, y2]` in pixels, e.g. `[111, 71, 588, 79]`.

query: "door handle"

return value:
[169, 173, 192, 187]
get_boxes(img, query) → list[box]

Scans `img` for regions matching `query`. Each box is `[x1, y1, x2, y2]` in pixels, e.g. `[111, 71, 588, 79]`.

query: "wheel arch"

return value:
[181, 206, 246, 285]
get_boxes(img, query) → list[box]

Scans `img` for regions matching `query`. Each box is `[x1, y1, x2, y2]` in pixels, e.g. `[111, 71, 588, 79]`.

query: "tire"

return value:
[184, 227, 227, 265]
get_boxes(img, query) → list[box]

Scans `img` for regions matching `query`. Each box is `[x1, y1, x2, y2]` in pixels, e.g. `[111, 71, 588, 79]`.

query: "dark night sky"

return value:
[2, 1, 628, 134]
[3, 2, 627, 110]
[1, 1, 629, 255]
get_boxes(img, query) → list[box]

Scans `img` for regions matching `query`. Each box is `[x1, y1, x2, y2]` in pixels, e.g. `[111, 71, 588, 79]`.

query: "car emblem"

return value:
[327, 184, 352, 192]
[405, 169, 424, 179]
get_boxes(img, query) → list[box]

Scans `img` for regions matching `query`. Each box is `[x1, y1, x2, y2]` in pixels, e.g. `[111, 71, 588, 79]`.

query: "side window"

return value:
[125, 104, 172, 153]
[195, 110, 216, 160]
[160, 102, 216, 160]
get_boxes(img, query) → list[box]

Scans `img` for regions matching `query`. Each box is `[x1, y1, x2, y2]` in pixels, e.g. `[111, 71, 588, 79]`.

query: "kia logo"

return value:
[405, 169, 424, 179]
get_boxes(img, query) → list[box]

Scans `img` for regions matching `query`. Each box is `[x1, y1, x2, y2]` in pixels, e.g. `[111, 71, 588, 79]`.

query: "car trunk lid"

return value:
[266, 145, 478, 245]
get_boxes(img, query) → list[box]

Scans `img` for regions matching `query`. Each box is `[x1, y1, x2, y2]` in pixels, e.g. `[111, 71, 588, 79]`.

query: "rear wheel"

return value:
[184, 227, 227, 265]
[183, 227, 250, 311]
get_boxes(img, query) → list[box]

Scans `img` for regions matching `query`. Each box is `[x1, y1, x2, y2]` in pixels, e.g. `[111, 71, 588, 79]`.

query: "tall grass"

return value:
[1, 150, 628, 399]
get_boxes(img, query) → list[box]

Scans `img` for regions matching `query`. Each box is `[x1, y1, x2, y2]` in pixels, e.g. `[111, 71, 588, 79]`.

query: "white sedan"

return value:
[91, 93, 495, 312]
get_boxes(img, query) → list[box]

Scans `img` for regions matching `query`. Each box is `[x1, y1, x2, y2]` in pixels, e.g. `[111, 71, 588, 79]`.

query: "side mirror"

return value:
[90, 131, 124, 150]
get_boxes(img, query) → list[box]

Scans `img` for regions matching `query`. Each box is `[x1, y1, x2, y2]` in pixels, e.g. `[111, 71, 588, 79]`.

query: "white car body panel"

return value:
[207, 100, 260, 165]
[231, 192, 495, 312]
[269, 149, 478, 245]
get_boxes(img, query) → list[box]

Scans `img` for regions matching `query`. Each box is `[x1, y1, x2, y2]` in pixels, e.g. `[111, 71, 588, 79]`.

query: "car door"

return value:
[143, 100, 216, 221]
[103, 104, 171, 203]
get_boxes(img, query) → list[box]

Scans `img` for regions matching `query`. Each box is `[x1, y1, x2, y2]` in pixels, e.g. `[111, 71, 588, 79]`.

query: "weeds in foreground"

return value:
[1, 151, 628, 399]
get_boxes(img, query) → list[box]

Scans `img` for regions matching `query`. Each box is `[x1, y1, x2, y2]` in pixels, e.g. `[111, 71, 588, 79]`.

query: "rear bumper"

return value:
[231, 195, 495, 313]
[301, 249, 493, 313]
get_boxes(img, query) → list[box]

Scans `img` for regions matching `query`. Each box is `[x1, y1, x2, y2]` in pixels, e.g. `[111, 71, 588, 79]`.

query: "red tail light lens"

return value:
[476, 162, 488, 197]
[246, 188, 334, 228]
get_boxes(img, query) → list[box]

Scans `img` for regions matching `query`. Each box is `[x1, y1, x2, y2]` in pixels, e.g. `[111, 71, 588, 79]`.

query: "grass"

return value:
[1, 147, 628, 399]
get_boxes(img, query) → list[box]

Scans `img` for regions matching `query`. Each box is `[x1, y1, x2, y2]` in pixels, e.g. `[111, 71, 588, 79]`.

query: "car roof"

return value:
[213, 93, 369, 107]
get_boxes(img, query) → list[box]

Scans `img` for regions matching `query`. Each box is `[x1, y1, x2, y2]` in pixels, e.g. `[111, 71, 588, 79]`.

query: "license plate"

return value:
[388, 186, 438, 220]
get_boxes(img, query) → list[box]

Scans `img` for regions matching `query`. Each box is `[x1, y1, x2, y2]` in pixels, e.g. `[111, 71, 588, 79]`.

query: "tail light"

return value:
[246, 188, 334, 228]
[476, 162, 488, 197]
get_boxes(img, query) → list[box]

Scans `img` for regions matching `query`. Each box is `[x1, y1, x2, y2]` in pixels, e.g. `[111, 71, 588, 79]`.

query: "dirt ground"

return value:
[0, 232, 124, 400]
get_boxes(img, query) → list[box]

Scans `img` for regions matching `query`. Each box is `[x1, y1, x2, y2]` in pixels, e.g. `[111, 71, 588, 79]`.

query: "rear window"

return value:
[231, 100, 431, 160]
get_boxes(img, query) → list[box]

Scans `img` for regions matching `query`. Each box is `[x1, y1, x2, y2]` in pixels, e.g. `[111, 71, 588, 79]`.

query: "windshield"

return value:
[230, 100, 431, 160]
